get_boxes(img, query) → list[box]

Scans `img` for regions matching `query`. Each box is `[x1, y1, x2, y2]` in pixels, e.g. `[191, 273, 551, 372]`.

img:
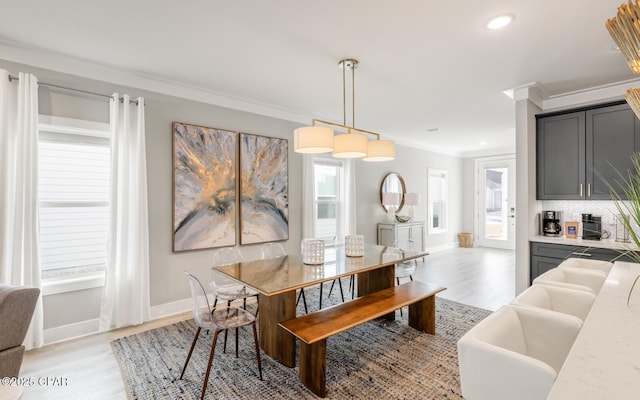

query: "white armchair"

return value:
[533, 266, 607, 294]
[513, 283, 596, 322]
[558, 257, 613, 275]
[457, 304, 582, 400]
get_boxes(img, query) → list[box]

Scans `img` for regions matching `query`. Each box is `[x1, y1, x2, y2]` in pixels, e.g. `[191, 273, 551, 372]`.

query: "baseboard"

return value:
[42, 295, 258, 345]
[44, 318, 100, 344]
[150, 298, 192, 320]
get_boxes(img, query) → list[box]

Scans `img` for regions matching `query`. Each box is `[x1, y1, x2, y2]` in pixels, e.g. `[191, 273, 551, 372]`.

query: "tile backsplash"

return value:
[540, 200, 627, 238]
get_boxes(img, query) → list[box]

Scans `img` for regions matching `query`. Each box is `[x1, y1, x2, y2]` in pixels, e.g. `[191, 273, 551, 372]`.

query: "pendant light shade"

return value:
[293, 58, 395, 161]
[363, 139, 395, 162]
[332, 132, 368, 158]
[293, 126, 334, 154]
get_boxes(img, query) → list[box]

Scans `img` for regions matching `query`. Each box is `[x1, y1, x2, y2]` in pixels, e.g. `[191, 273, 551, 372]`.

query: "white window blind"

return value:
[38, 117, 110, 280]
[313, 159, 344, 241]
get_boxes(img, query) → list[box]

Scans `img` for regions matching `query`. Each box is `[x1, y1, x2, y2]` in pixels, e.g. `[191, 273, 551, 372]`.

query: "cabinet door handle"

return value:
[579, 183, 583, 197]
[587, 183, 591, 197]
[571, 251, 592, 257]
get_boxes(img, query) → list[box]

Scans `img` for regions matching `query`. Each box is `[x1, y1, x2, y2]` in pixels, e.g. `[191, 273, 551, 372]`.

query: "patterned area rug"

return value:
[111, 280, 491, 399]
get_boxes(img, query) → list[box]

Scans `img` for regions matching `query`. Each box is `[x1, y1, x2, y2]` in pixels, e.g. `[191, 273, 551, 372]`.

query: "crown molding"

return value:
[0, 38, 310, 125]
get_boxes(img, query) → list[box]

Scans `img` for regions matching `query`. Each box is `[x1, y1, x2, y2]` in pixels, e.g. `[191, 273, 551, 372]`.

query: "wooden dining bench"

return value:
[279, 280, 446, 397]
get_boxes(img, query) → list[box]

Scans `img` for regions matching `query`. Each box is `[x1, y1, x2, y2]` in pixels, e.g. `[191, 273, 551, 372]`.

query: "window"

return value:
[38, 116, 110, 282]
[428, 168, 448, 233]
[313, 159, 345, 242]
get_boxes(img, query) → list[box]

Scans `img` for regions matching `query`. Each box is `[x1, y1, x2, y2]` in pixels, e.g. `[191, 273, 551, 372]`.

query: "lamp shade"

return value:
[294, 126, 334, 154]
[332, 133, 368, 158]
[382, 192, 401, 206]
[404, 192, 419, 206]
[363, 139, 395, 162]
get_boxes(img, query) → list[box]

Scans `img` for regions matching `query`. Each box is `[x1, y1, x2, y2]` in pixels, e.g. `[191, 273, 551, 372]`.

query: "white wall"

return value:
[355, 145, 463, 250]
[1, 59, 464, 338]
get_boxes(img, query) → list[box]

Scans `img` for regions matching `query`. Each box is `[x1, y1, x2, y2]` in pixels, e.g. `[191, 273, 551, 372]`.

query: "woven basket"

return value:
[458, 233, 473, 248]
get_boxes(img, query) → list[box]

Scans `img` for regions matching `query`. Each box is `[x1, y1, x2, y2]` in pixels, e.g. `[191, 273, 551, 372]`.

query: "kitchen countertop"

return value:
[546, 261, 640, 400]
[530, 235, 640, 252]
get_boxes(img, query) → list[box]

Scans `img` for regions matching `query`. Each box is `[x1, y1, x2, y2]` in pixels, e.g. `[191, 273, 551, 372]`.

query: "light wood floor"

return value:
[19, 246, 514, 400]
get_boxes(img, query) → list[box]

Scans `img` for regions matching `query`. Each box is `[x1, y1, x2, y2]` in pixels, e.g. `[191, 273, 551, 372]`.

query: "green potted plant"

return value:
[599, 152, 640, 305]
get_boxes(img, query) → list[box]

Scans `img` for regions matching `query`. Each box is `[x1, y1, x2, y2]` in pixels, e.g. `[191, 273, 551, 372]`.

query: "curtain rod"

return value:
[7, 74, 140, 105]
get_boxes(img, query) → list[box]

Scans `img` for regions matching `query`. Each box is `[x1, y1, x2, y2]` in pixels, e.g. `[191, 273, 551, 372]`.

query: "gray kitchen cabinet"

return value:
[586, 103, 640, 199]
[377, 221, 425, 251]
[537, 101, 640, 200]
[529, 241, 637, 283]
[537, 110, 585, 199]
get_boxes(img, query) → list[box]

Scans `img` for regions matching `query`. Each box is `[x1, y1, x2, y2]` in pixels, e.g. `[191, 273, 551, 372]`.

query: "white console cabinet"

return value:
[377, 221, 425, 251]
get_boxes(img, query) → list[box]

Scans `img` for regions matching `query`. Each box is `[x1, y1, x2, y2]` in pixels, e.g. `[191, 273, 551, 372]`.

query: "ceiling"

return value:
[0, 0, 637, 157]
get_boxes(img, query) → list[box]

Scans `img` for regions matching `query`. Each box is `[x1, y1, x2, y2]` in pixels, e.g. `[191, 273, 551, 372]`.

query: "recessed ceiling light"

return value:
[480, 141, 488, 146]
[485, 14, 514, 30]
[427, 128, 440, 133]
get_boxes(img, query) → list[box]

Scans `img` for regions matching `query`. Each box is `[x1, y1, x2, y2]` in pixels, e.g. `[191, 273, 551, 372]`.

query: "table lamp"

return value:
[382, 192, 401, 222]
[404, 192, 419, 221]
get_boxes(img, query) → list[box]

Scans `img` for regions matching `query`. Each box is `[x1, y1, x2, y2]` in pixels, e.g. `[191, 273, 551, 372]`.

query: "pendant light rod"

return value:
[339, 59, 359, 129]
[310, 118, 381, 139]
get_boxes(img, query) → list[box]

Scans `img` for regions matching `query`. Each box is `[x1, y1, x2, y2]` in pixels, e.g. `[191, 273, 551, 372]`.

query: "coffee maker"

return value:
[582, 214, 602, 240]
[542, 211, 563, 236]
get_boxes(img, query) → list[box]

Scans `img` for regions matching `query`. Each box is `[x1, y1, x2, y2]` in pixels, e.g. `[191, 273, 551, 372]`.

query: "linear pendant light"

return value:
[293, 58, 395, 161]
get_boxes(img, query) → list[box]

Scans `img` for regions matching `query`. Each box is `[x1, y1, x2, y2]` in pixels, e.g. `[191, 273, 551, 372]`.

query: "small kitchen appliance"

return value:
[582, 214, 602, 240]
[542, 210, 563, 237]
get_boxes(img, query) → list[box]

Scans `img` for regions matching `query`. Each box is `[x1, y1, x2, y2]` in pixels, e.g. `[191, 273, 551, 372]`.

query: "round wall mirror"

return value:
[379, 172, 406, 212]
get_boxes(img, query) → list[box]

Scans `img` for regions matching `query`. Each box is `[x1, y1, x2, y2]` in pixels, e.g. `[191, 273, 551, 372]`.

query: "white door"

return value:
[476, 157, 516, 250]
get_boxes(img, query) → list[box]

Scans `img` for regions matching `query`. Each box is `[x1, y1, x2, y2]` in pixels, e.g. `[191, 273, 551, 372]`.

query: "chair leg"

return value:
[235, 328, 239, 358]
[223, 329, 229, 353]
[223, 303, 231, 353]
[328, 280, 336, 296]
[319, 283, 324, 310]
[254, 294, 259, 317]
[410, 275, 414, 281]
[252, 322, 263, 380]
[296, 289, 309, 314]
[301, 289, 308, 314]
[200, 330, 221, 400]
[349, 275, 356, 299]
[338, 279, 345, 302]
[180, 326, 201, 379]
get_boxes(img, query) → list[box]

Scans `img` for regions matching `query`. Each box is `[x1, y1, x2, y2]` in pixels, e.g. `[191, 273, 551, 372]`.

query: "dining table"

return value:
[213, 243, 429, 367]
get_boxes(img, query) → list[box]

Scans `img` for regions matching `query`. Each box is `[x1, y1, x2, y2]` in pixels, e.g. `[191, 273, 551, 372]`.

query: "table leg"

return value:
[408, 295, 436, 334]
[357, 265, 395, 320]
[258, 291, 296, 367]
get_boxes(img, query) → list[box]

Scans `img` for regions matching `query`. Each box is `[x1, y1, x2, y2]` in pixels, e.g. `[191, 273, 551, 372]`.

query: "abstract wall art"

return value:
[173, 122, 237, 251]
[239, 133, 289, 245]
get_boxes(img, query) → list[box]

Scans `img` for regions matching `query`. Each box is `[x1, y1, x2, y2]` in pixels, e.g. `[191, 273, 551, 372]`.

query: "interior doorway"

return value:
[475, 156, 516, 250]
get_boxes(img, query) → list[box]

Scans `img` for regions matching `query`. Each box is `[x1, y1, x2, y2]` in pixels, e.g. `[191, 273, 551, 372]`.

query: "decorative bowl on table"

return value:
[395, 215, 411, 223]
